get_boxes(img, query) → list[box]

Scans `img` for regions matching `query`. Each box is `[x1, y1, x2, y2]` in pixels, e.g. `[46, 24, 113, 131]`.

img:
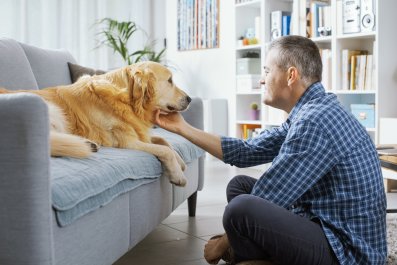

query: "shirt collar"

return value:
[287, 82, 326, 123]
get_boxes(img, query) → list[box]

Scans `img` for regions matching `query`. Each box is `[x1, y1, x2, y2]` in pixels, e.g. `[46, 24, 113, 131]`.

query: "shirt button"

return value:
[291, 205, 295, 209]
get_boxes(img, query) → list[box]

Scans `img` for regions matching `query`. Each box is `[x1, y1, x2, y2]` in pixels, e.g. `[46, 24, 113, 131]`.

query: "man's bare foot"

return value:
[204, 233, 231, 264]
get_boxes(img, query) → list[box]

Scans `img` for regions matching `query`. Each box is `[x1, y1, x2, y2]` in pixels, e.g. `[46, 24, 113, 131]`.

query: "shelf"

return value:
[235, 0, 261, 8]
[336, 32, 376, 40]
[236, 120, 262, 125]
[236, 91, 262, 95]
[264, 121, 282, 127]
[311, 36, 332, 43]
[236, 44, 261, 51]
[331, 90, 376, 95]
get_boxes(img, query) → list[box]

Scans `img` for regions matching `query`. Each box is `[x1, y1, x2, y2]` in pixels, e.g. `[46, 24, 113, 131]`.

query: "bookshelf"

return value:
[233, 0, 397, 144]
[234, 0, 290, 139]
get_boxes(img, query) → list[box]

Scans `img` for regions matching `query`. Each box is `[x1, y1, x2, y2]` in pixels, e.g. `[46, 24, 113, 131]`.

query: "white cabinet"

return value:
[233, 0, 397, 143]
[234, 0, 291, 139]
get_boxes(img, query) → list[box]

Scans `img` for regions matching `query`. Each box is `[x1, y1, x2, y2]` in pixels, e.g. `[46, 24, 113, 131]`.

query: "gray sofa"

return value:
[0, 38, 205, 265]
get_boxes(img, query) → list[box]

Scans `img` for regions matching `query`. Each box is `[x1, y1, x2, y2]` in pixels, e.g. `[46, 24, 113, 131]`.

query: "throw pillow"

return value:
[67, 62, 107, 83]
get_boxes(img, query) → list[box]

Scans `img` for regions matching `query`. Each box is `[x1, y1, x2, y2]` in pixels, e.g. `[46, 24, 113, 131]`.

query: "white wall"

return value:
[0, 0, 235, 135]
[165, 0, 235, 135]
[0, 0, 158, 70]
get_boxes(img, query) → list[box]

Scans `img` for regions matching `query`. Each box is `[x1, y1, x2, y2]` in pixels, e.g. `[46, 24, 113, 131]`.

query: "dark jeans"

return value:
[223, 175, 339, 265]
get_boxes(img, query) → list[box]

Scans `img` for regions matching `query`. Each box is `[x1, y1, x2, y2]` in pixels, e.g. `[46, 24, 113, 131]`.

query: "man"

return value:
[154, 35, 387, 265]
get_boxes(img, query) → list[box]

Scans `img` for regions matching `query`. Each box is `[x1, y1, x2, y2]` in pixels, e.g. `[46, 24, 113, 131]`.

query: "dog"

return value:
[0, 61, 191, 186]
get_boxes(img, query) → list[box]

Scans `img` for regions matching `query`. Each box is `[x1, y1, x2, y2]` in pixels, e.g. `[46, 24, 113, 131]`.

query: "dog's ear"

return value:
[127, 67, 156, 118]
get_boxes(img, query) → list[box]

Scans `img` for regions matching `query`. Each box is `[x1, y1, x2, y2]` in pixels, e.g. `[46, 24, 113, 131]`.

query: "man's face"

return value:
[260, 48, 289, 109]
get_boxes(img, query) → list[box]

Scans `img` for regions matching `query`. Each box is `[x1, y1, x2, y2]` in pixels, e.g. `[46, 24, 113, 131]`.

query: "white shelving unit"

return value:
[234, 0, 291, 139]
[233, 0, 397, 143]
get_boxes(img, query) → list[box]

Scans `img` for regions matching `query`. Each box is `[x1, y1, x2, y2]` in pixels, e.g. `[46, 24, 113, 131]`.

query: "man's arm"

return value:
[154, 110, 224, 160]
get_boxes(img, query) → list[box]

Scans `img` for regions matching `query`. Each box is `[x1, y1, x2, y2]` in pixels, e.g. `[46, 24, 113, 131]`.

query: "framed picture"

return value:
[177, 0, 220, 51]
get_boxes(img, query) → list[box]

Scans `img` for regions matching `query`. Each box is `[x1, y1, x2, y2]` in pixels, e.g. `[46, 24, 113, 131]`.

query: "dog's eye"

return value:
[168, 78, 173, 84]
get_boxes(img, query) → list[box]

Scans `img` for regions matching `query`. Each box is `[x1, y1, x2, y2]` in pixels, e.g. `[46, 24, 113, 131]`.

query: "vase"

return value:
[250, 109, 260, 120]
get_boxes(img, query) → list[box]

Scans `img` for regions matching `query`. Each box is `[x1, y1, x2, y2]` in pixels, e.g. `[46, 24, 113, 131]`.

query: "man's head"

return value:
[261, 35, 322, 112]
[268, 35, 322, 86]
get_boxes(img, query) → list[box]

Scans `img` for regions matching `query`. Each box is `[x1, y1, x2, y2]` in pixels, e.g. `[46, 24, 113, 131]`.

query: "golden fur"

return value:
[0, 62, 191, 186]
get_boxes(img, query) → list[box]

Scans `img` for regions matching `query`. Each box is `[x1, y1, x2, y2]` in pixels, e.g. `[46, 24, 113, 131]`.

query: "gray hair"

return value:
[268, 35, 322, 86]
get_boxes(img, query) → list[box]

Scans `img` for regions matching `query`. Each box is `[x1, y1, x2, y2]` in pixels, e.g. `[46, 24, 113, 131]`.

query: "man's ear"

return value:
[287, 67, 299, 86]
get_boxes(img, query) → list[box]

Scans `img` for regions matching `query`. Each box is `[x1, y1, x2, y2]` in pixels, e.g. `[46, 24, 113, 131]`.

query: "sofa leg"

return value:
[188, 191, 197, 217]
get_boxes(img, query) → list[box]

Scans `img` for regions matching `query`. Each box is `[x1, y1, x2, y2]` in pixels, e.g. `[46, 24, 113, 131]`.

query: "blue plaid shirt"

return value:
[221, 82, 387, 264]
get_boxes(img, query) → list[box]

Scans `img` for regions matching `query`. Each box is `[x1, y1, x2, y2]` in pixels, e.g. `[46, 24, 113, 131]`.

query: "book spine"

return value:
[350, 55, 357, 90]
[282, 15, 291, 36]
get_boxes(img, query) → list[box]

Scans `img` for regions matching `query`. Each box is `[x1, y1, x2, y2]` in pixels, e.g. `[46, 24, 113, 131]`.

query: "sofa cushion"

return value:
[20, 42, 77, 89]
[0, 38, 39, 90]
[68, 62, 106, 83]
[51, 128, 204, 226]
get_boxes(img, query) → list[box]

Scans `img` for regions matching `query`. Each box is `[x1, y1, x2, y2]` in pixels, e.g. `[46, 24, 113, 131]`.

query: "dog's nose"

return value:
[186, 96, 192, 103]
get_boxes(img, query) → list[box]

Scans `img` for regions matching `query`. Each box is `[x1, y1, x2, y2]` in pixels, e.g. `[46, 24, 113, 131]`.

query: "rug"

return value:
[388, 214, 397, 264]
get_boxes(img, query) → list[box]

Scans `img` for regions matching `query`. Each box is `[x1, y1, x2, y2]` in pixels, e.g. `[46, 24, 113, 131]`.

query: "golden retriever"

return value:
[0, 61, 191, 186]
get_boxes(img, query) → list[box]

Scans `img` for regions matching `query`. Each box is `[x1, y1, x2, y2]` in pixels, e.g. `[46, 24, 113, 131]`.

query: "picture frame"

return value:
[177, 0, 220, 51]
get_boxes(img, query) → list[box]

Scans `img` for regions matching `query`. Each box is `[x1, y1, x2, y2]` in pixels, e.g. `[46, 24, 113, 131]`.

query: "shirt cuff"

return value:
[221, 136, 243, 165]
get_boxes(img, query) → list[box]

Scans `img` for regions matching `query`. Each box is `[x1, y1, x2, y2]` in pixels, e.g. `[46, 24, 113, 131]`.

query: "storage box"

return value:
[236, 75, 261, 93]
[236, 58, 261, 75]
[350, 104, 375, 128]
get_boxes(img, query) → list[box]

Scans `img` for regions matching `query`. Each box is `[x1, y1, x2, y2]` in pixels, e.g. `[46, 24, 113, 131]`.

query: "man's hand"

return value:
[154, 109, 186, 134]
[154, 108, 224, 160]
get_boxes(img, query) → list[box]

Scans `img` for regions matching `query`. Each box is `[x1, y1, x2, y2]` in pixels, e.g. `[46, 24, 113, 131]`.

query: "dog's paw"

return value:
[174, 151, 186, 171]
[166, 165, 187, 187]
[85, 140, 100, 152]
[170, 176, 187, 187]
[162, 153, 187, 187]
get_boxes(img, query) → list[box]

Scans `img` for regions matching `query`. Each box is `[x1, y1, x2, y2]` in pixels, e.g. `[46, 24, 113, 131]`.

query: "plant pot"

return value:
[250, 109, 260, 120]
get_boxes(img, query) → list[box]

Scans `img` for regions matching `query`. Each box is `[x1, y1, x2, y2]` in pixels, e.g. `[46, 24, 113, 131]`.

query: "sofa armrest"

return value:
[182, 97, 204, 130]
[181, 97, 205, 190]
[0, 93, 54, 265]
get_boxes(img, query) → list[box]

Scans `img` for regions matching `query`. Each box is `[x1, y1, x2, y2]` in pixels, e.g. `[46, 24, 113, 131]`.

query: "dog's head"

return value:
[125, 62, 191, 118]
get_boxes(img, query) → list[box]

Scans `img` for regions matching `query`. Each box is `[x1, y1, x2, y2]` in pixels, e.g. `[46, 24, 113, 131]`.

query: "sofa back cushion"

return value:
[0, 38, 39, 90]
[68, 62, 107, 83]
[20, 42, 77, 89]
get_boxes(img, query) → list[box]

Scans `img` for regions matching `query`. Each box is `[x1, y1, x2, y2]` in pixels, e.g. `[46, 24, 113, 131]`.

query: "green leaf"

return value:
[94, 17, 166, 64]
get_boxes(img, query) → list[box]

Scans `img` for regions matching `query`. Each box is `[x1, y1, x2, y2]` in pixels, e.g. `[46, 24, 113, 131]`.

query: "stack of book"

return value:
[340, 50, 374, 91]
[310, 0, 331, 38]
[241, 124, 261, 139]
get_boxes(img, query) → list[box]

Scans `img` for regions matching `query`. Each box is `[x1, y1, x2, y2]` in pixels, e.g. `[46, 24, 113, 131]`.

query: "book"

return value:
[357, 55, 367, 90]
[350, 55, 357, 90]
[321, 49, 332, 90]
[242, 124, 261, 139]
[365, 54, 373, 90]
[290, 0, 308, 36]
[306, 7, 311, 38]
[341, 49, 367, 90]
[282, 15, 291, 36]
[322, 5, 332, 31]
[310, 0, 329, 37]
[350, 55, 362, 90]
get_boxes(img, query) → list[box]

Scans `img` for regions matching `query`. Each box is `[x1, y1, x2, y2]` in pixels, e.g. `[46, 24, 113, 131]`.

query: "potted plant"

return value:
[250, 102, 260, 120]
[95, 18, 166, 65]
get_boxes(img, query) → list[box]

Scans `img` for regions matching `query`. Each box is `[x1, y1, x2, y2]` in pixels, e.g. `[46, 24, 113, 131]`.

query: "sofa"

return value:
[0, 38, 205, 265]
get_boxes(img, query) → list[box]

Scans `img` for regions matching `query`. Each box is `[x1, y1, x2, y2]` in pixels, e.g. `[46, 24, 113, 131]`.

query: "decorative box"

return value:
[236, 58, 261, 75]
[350, 104, 375, 128]
[236, 75, 261, 93]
